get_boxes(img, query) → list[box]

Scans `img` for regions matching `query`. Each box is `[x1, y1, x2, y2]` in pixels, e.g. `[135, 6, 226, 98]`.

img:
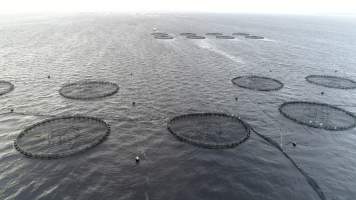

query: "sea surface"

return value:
[1, 13, 356, 200]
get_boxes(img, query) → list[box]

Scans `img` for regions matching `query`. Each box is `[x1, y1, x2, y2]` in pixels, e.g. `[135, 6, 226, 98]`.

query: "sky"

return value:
[0, 0, 355, 15]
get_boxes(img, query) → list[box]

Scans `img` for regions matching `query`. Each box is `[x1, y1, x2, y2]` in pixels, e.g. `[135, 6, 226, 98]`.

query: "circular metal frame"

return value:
[186, 35, 206, 39]
[180, 33, 196, 36]
[0, 81, 14, 96]
[216, 35, 235, 39]
[167, 113, 250, 149]
[279, 101, 356, 131]
[205, 33, 223, 36]
[154, 35, 174, 39]
[306, 75, 356, 89]
[59, 81, 119, 100]
[151, 32, 169, 36]
[14, 116, 110, 159]
[232, 32, 250, 36]
[245, 35, 264, 39]
[232, 75, 284, 91]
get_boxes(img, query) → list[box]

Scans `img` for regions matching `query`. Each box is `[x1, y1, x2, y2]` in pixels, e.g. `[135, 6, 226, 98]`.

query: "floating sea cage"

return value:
[180, 33, 197, 36]
[154, 35, 174, 39]
[279, 101, 356, 131]
[232, 32, 250, 36]
[186, 35, 206, 39]
[59, 81, 119, 100]
[167, 113, 250, 149]
[205, 32, 224, 36]
[245, 35, 264, 39]
[232, 75, 284, 91]
[151, 32, 169, 36]
[0, 81, 14, 96]
[14, 116, 111, 159]
[306, 75, 356, 89]
[216, 35, 235, 39]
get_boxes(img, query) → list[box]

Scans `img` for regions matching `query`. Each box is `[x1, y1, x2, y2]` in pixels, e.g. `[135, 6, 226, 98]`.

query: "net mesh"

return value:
[59, 81, 119, 100]
[167, 113, 250, 149]
[14, 116, 110, 159]
[306, 75, 356, 89]
[0, 81, 14, 96]
[232, 76, 284, 91]
[279, 101, 356, 131]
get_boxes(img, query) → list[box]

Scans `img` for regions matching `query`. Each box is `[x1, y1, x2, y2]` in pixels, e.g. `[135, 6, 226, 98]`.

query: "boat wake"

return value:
[195, 40, 244, 64]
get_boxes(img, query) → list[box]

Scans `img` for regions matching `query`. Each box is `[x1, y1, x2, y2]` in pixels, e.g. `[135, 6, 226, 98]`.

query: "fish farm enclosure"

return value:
[1, 14, 356, 200]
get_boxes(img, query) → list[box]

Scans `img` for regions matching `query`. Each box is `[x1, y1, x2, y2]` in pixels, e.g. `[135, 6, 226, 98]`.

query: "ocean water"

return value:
[1, 13, 356, 200]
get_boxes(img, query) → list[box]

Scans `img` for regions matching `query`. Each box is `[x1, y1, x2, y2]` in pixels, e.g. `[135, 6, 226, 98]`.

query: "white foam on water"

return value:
[195, 40, 244, 64]
[262, 38, 276, 42]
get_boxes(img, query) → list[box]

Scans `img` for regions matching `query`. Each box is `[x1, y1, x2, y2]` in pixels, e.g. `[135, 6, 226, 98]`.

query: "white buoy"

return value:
[135, 156, 140, 163]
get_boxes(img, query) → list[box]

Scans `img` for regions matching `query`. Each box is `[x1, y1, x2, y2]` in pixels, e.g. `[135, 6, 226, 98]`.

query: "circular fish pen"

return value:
[186, 35, 206, 39]
[245, 35, 264, 39]
[216, 35, 235, 39]
[151, 32, 169, 36]
[0, 81, 14, 96]
[167, 113, 250, 149]
[232, 75, 284, 91]
[154, 35, 174, 39]
[206, 32, 223, 36]
[232, 32, 250, 36]
[59, 81, 119, 100]
[14, 116, 110, 159]
[180, 33, 196, 36]
[279, 101, 356, 131]
[306, 75, 356, 89]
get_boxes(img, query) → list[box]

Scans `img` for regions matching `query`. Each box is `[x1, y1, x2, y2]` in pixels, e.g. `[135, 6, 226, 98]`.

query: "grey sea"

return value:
[1, 13, 356, 200]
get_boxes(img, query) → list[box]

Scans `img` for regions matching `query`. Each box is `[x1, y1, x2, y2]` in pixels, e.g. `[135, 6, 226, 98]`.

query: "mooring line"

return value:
[242, 94, 326, 200]
[1, 109, 326, 199]
[249, 126, 326, 200]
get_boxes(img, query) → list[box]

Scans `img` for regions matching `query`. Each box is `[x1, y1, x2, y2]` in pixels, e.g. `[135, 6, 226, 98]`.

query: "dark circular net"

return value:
[167, 113, 250, 149]
[233, 32, 250, 36]
[206, 33, 223, 36]
[151, 32, 169, 36]
[180, 33, 196, 36]
[306, 75, 356, 89]
[0, 81, 14, 96]
[14, 116, 110, 159]
[279, 101, 356, 131]
[245, 35, 264, 39]
[232, 76, 284, 91]
[59, 81, 119, 100]
[186, 35, 206, 39]
[216, 35, 235, 39]
[154, 35, 174, 39]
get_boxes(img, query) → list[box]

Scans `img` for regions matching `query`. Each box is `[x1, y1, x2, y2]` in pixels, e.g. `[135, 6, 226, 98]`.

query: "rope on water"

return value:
[249, 125, 326, 200]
